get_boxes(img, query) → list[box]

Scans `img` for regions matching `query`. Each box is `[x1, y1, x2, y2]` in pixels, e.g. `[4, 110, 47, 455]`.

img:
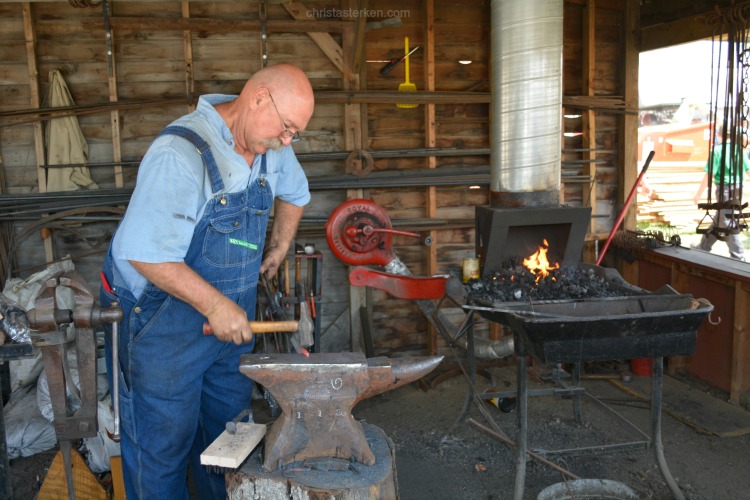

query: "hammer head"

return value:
[296, 301, 314, 348]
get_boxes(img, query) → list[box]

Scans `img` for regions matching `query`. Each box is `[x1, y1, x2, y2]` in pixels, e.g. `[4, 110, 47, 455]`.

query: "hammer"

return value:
[202, 301, 314, 355]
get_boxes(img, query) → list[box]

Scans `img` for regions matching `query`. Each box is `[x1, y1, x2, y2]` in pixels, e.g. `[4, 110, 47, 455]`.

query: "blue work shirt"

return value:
[111, 94, 310, 297]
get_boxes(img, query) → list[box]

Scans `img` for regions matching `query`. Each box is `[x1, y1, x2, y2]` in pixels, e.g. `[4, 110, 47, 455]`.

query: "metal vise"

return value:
[19, 270, 122, 499]
[240, 352, 443, 471]
[27, 270, 122, 440]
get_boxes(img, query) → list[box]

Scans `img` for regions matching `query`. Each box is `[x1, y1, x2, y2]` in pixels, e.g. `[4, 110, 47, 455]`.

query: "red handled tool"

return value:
[380, 45, 420, 75]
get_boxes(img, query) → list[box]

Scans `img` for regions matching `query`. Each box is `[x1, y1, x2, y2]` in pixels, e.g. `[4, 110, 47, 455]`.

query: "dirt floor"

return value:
[7, 358, 750, 499]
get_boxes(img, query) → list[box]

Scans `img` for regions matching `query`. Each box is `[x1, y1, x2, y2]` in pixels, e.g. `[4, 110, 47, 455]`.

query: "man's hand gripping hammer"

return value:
[202, 301, 314, 356]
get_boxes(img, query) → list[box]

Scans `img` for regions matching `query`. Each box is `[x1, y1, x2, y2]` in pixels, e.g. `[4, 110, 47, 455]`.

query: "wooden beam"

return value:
[23, 2, 54, 264]
[423, 0, 437, 355]
[342, 0, 364, 354]
[103, 2, 124, 189]
[85, 16, 353, 34]
[351, 2, 367, 75]
[182, 0, 196, 111]
[5, 0, 293, 3]
[640, 11, 716, 52]
[581, 0, 596, 221]
[620, 0, 639, 284]
[283, 2, 345, 73]
[5, 92, 640, 127]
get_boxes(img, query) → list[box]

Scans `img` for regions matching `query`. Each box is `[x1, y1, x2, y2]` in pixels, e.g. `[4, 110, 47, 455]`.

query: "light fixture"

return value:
[458, 59, 473, 65]
[469, 185, 482, 189]
[564, 114, 582, 119]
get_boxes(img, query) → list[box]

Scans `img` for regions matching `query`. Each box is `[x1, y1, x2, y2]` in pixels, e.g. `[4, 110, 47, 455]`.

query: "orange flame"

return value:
[523, 239, 560, 283]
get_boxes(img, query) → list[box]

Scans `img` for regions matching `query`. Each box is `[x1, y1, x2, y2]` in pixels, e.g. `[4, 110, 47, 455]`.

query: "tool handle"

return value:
[203, 320, 299, 335]
[403, 37, 411, 83]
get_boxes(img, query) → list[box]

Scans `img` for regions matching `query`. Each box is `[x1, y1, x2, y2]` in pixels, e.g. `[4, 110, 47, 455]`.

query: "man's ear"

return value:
[251, 87, 270, 109]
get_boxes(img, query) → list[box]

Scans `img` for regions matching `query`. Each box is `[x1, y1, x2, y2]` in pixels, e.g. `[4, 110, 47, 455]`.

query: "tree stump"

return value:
[226, 423, 398, 500]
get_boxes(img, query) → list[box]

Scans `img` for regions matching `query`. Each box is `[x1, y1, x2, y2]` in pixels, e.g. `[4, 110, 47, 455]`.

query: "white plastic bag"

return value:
[3, 385, 56, 459]
[81, 397, 121, 473]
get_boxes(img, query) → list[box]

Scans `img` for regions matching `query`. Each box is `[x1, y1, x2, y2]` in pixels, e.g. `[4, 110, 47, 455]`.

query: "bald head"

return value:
[219, 64, 315, 158]
[243, 64, 315, 130]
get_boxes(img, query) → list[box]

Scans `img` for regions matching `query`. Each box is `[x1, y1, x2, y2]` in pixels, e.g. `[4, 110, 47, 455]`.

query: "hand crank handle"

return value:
[202, 320, 299, 335]
[345, 225, 421, 239]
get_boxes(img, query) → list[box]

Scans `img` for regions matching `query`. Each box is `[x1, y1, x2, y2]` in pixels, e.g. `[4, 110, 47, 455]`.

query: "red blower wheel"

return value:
[325, 199, 396, 267]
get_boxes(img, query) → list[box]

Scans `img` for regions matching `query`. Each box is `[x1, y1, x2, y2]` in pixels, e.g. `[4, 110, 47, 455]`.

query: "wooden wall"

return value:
[0, 0, 634, 357]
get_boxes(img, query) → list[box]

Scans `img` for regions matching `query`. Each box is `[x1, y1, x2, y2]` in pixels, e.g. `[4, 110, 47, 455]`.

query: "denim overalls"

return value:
[101, 126, 272, 499]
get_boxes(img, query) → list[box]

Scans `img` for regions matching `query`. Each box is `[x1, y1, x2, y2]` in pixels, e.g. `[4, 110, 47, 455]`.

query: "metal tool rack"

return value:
[257, 251, 323, 353]
[460, 288, 713, 500]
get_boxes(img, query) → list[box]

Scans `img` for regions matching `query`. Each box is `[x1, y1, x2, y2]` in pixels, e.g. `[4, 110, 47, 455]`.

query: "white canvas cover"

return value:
[45, 70, 99, 191]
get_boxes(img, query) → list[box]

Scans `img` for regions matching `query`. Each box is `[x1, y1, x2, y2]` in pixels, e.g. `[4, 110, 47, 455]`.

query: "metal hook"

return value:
[707, 311, 721, 326]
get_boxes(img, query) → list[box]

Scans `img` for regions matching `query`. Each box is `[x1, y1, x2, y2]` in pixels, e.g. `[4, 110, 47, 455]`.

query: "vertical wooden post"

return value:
[582, 0, 597, 227]
[23, 2, 54, 264]
[181, 1, 196, 114]
[343, 0, 365, 354]
[620, 0, 640, 284]
[423, 0, 438, 355]
[103, 1, 124, 189]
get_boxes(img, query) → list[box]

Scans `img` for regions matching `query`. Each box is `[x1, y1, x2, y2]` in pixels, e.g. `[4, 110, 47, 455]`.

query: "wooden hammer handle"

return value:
[203, 320, 299, 335]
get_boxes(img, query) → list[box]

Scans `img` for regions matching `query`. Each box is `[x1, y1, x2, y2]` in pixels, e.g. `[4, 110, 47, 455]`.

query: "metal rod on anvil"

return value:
[596, 150, 655, 266]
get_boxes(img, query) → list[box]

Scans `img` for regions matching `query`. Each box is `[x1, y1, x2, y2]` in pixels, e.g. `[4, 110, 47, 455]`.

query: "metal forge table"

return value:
[463, 284, 713, 500]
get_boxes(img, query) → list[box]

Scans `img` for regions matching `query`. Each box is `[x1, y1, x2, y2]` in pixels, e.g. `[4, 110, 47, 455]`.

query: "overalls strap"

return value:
[159, 125, 225, 194]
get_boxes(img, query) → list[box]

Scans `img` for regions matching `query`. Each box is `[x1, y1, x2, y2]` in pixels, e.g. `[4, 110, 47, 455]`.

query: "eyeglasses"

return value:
[268, 91, 301, 142]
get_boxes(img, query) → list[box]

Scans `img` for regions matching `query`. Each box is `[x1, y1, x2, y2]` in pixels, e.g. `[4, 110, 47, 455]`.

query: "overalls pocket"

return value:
[203, 208, 266, 268]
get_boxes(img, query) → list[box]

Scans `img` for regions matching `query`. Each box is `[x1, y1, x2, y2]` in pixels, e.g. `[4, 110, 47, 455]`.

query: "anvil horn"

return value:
[358, 355, 444, 401]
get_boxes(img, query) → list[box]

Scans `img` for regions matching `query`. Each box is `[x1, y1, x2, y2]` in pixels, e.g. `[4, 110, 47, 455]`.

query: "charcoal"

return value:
[466, 263, 635, 304]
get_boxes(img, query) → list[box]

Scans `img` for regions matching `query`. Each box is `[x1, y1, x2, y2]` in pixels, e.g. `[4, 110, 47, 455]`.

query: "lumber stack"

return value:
[637, 161, 707, 230]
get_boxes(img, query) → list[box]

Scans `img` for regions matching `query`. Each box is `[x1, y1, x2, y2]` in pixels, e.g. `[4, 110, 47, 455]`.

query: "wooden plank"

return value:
[38, 449, 108, 500]
[200, 422, 266, 469]
[283, 2, 345, 73]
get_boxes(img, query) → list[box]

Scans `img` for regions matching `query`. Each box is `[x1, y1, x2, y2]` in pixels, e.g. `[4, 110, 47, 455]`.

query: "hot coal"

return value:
[465, 262, 636, 304]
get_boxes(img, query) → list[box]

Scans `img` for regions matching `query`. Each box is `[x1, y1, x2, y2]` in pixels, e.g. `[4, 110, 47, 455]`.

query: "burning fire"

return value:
[523, 239, 560, 283]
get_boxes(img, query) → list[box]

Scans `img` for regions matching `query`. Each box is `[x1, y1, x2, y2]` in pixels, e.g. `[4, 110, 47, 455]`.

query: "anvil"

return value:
[240, 352, 443, 471]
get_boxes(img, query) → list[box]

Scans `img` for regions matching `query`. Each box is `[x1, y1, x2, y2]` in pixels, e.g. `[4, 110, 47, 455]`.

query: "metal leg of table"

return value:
[572, 362, 582, 424]
[652, 357, 685, 500]
[513, 353, 528, 500]
[454, 319, 476, 426]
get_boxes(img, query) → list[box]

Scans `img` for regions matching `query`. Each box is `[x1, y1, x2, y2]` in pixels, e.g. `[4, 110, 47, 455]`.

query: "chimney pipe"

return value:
[489, 0, 564, 208]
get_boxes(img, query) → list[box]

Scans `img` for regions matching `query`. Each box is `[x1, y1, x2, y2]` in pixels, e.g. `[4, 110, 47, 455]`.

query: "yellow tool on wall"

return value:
[396, 36, 418, 108]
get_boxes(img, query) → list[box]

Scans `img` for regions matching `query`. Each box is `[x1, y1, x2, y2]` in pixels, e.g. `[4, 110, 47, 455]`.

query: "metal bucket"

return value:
[537, 479, 639, 500]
